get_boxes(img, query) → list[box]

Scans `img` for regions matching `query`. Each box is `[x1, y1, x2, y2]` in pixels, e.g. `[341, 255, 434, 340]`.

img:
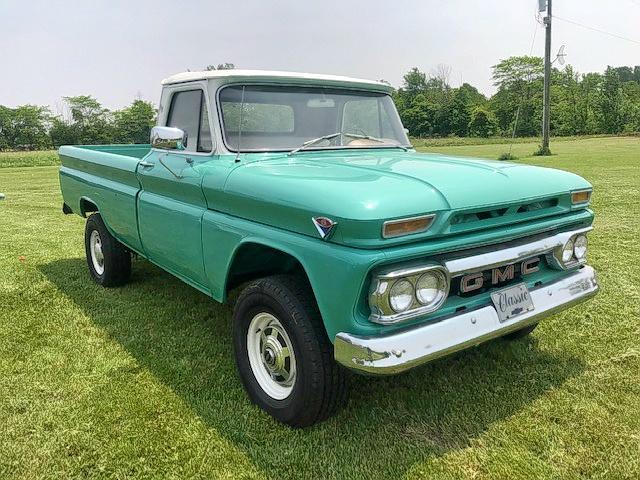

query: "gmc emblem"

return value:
[460, 257, 540, 293]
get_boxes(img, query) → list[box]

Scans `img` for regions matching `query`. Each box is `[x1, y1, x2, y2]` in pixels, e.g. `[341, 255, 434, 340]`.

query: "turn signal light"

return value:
[383, 214, 435, 239]
[571, 190, 592, 205]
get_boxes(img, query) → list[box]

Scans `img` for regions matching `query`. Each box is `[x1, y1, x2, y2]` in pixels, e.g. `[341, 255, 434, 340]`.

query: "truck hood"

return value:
[203, 150, 592, 248]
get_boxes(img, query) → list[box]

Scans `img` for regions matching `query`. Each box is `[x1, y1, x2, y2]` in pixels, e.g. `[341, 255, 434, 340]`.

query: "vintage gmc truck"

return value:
[59, 70, 598, 427]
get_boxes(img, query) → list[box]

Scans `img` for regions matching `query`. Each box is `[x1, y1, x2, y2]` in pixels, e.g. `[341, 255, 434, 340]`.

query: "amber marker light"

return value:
[571, 189, 592, 205]
[382, 214, 435, 239]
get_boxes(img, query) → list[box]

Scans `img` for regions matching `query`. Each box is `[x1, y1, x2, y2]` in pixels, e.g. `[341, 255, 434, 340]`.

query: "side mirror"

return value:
[150, 126, 187, 151]
[403, 127, 410, 135]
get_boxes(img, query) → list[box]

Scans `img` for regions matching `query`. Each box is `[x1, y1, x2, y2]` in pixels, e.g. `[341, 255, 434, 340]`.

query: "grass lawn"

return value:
[0, 137, 638, 479]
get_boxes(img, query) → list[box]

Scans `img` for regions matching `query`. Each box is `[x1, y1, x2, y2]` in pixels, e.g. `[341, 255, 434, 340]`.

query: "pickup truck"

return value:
[59, 70, 598, 427]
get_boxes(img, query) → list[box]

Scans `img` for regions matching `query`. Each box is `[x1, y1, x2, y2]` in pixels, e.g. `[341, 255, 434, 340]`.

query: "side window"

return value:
[166, 90, 212, 152]
[198, 100, 212, 152]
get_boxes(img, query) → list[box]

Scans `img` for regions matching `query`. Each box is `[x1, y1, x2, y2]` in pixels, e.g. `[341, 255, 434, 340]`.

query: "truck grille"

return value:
[450, 198, 559, 227]
[450, 255, 547, 298]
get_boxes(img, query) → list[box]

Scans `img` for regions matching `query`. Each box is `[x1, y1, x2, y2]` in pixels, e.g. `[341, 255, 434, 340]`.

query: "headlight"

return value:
[388, 279, 414, 312]
[562, 238, 575, 263]
[369, 264, 450, 324]
[574, 234, 588, 260]
[549, 232, 589, 269]
[416, 270, 447, 306]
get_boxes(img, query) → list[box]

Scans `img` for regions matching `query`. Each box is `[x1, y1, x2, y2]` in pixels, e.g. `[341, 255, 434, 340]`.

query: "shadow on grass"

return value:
[40, 257, 586, 478]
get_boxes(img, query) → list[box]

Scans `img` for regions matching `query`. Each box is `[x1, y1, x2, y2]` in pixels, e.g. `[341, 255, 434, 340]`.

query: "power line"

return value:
[508, 14, 541, 156]
[554, 14, 640, 46]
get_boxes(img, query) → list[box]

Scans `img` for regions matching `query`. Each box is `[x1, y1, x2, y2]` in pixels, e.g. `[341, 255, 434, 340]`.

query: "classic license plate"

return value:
[491, 283, 535, 323]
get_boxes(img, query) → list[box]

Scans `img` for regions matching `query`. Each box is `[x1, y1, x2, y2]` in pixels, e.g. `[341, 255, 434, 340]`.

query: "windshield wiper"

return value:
[342, 132, 409, 151]
[288, 131, 409, 156]
[288, 132, 342, 156]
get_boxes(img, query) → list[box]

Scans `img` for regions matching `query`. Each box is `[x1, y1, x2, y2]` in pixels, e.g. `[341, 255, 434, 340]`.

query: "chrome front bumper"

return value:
[334, 265, 598, 375]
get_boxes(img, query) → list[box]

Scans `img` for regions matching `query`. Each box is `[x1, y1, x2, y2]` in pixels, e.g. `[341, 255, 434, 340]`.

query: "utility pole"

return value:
[541, 0, 552, 155]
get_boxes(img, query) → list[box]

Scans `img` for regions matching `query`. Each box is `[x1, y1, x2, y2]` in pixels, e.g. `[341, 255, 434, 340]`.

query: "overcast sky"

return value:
[1, 0, 639, 111]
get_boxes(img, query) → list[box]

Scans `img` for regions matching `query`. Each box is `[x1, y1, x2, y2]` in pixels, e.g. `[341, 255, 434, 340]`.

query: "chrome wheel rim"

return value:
[89, 230, 105, 275]
[247, 312, 296, 400]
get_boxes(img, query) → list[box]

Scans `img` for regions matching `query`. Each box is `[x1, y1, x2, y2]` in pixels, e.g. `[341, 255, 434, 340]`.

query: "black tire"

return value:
[503, 323, 538, 340]
[84, 213, 131, 287]
[233, 274, 348, 428]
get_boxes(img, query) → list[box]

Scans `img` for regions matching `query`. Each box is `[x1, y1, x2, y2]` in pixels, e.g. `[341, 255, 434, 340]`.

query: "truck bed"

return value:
[59, 144, 151, 252]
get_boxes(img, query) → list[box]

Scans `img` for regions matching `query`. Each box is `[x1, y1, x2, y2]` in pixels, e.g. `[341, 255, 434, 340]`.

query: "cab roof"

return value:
[161, 69, 394, 93]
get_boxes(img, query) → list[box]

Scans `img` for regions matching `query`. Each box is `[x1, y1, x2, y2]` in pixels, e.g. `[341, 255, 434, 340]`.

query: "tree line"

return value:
[394, 57, 640, 138]
[0, 96, 155, 151]
[1, 57, 639, 151]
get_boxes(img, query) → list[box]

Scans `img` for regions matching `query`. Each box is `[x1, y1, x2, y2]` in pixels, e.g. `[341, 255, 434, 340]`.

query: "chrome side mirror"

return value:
[150, 126, 187, 151]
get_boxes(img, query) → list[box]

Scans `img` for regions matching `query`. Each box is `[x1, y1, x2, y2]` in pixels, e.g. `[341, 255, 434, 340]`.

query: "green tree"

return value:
[401, 94, 437, 137]
[113, 99, 156, 144]
[49, 117, 80, 147]
[401, 67, 428, 97]
[468, 107, 498, 137]
[449, 83, 487, 136]
[489, 56, 544, 136]
[0, 105, 51, 150]
[59, 96, 115, 145]
[598, 67, 623, 134]
[0, 106, 11, 150]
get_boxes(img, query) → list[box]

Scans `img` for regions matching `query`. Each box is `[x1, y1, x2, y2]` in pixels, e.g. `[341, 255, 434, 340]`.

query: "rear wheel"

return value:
[84, 213, 131, 287]
[503, 323, 538, 340]
[233, 275, 348, 427]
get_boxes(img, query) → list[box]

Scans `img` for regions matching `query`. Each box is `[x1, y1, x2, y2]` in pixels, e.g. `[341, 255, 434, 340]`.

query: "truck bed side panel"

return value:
[58, 145, 144, 253]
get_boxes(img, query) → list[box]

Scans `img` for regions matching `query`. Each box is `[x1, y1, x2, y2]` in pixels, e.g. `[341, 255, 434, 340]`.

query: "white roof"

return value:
[161, 69, 393, 92]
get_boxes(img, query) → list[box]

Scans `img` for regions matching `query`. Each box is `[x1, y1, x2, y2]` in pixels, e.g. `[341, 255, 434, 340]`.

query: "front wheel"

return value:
[233, 275, 348, 427]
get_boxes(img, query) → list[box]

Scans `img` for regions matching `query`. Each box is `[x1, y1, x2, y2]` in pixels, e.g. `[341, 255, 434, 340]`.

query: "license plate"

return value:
[491, 283, 534, 323]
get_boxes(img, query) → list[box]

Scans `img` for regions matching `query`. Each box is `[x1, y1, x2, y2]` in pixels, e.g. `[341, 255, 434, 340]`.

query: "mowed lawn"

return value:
[0, 137, 638, 479]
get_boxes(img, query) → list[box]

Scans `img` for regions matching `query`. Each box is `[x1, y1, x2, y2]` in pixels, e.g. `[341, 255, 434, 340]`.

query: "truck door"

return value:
[136, 88, 213, 291]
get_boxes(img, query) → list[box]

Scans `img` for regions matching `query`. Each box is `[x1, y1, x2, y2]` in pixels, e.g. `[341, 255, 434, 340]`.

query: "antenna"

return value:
[554, 44, 566, 65]
[234, 86, 245, 163]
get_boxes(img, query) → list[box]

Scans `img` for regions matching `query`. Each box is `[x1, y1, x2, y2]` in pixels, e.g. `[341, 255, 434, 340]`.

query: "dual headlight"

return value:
[552, 233, 588, 269]
[369, 265, 449, 324]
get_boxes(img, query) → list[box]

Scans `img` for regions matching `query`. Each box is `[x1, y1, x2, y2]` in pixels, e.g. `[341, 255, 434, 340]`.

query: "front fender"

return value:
[201, 209, 384, 340]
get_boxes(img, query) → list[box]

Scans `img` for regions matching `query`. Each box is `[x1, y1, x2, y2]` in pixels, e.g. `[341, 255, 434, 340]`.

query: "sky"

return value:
[1, 0, 639, 112]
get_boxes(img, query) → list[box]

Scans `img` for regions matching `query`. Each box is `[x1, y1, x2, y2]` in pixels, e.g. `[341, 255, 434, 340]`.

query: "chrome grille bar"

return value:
[443, 226, 592, 276]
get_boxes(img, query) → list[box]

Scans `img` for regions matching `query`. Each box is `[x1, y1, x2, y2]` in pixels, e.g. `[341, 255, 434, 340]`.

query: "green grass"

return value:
[409, 133, 639, 148]
[0, 150, 59, 168]
[0, 137, 638, 479]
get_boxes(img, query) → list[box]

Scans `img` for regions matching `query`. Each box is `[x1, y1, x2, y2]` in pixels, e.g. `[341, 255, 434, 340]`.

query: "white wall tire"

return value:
[89, 230, 105, 275]
[84, 213, 131, 287]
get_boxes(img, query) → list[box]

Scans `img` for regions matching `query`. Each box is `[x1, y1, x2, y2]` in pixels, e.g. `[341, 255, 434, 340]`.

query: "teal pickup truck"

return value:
[59, 70, 598, 427]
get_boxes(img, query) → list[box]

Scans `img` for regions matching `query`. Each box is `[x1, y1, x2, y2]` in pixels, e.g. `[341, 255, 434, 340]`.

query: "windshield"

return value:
[219, 85, 411, 152]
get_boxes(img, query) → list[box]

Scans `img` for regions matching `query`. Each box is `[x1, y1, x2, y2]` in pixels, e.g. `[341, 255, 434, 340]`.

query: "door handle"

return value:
[139, 161, 155, 167]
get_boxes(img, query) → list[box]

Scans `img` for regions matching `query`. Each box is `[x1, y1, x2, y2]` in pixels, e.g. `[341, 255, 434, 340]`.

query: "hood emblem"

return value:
[312, 216, 337, 240]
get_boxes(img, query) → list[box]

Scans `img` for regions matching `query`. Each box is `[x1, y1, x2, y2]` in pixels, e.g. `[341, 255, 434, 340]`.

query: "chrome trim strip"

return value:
[336, 265, 598, 375]
[443, 226, 592, 275]
[382, 214, 436, 239]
